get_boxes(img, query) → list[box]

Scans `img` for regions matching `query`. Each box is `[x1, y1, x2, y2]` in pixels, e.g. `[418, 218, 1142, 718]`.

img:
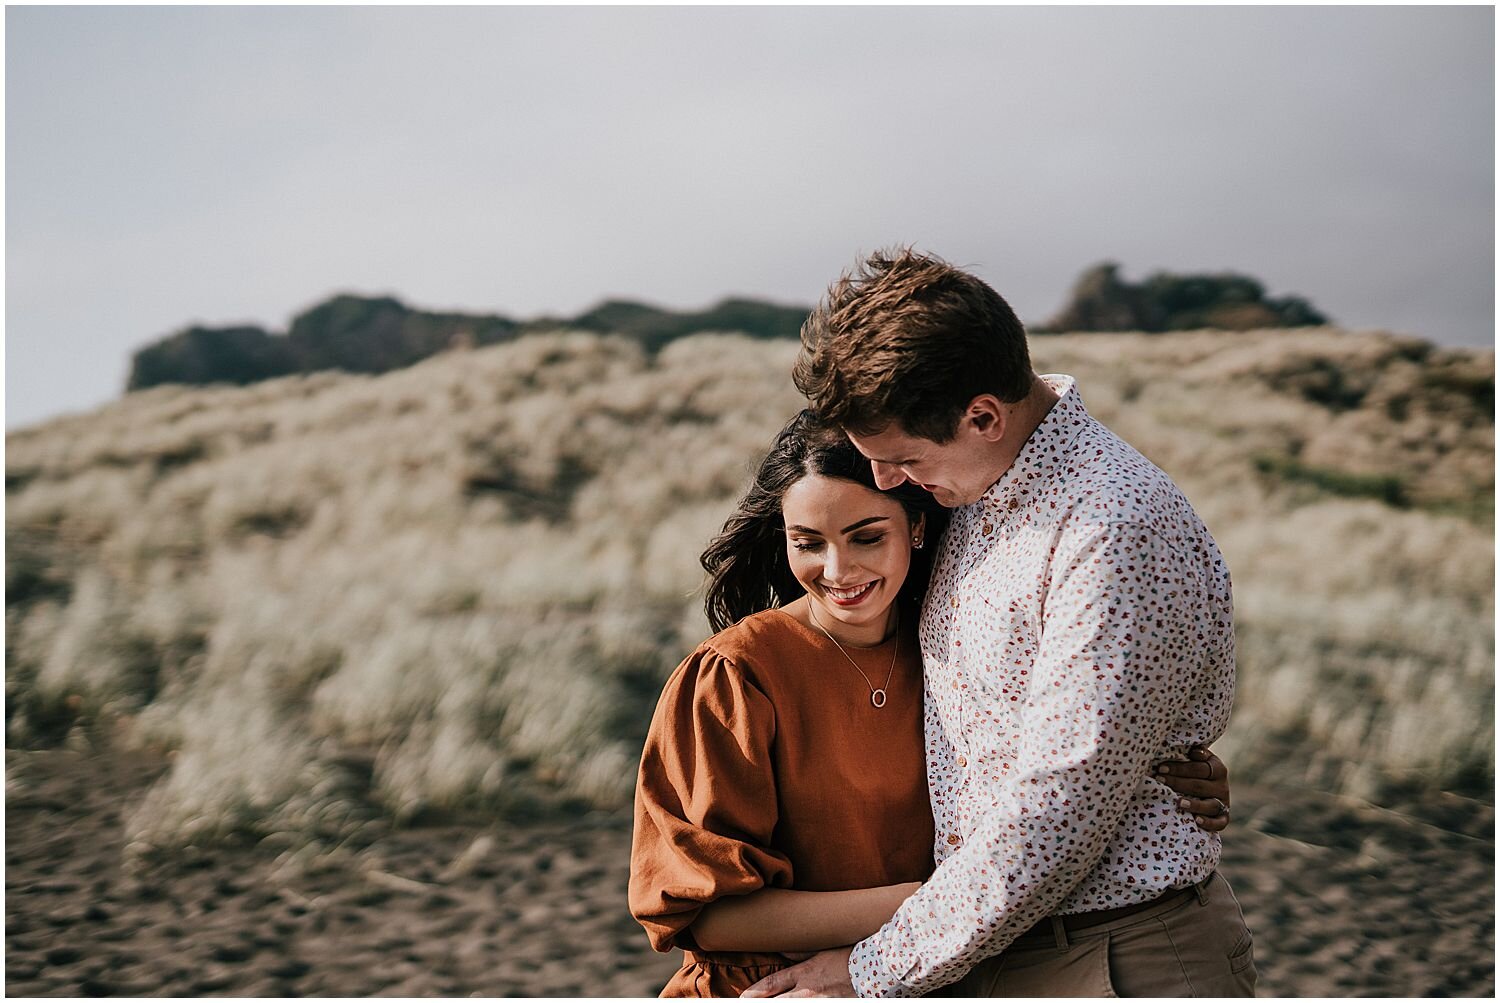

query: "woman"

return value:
[628, 412, 1231, 997]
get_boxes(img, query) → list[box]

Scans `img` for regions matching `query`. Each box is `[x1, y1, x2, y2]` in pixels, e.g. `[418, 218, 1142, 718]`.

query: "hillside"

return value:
[7, 327, 1493, 858]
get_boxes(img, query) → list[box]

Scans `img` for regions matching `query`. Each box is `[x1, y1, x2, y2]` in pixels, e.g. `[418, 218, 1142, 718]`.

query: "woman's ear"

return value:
[912, 513, 927, 549]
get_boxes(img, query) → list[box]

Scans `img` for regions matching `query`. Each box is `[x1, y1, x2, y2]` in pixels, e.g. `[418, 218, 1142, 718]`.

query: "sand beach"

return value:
[6, 746, 1492, 997]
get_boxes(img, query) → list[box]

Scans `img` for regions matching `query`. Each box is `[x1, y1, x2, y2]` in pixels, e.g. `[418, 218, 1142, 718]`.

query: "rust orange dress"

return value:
[629, 607, 935, 997]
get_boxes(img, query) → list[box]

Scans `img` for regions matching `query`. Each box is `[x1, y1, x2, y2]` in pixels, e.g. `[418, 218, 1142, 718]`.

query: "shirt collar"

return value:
[977, 374, 1091, 512]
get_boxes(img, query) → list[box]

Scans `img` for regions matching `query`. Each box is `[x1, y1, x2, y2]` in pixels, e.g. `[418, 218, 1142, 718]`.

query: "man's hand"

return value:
[741, 947, 855, 998]
[1155, 744, 1231, 832]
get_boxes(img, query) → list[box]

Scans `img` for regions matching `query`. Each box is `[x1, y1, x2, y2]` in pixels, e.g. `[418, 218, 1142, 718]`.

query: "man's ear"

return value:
[964, 395, 1008, 442]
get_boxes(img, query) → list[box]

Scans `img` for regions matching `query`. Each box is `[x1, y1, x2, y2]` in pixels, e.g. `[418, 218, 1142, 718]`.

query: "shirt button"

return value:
[957, 755, 968, 768]
[1008, 497, 1020, 511]
[950, 595, 960, 608]
[946, 834, 963, 847]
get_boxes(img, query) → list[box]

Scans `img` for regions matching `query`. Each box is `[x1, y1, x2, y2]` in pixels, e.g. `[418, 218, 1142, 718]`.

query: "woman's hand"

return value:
[741, 947, 854, 997]
[1154, 745, 1231, 832]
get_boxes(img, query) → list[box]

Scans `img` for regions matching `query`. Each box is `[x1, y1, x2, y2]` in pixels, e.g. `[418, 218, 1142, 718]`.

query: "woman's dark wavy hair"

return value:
[700, 410, 950, 633]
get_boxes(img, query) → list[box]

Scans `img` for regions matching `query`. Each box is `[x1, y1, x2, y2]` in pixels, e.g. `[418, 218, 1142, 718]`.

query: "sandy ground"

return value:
[6, 748, 1493, 998]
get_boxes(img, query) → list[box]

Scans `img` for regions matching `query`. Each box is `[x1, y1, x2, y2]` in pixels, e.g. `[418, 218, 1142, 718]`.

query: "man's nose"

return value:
[871, 461, 906, 490]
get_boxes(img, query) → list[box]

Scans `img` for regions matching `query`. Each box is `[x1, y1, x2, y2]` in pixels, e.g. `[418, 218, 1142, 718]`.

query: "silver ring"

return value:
[1208, 797, 1229, 818]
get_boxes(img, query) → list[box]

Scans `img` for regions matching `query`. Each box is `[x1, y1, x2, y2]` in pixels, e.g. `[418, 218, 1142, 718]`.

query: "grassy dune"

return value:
[5, 327, 1492, 859]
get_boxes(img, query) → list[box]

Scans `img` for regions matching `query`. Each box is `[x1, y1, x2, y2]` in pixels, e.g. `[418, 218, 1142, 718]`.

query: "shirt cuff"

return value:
[848, 935, 915, 998]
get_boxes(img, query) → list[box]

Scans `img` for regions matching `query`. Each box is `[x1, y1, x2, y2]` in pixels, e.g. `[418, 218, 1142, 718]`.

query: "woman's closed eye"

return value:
[792, 534, 886, 552]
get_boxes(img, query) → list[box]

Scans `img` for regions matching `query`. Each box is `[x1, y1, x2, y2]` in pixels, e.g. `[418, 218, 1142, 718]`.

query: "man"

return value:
[743, 249, 1255, 997]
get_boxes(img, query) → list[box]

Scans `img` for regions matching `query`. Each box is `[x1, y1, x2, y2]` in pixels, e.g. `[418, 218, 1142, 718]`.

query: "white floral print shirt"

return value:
[848, 375, 1235, 997]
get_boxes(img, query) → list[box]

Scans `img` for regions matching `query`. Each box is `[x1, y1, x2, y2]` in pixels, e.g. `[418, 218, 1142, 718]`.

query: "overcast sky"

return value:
[7, 6, 1494, 430]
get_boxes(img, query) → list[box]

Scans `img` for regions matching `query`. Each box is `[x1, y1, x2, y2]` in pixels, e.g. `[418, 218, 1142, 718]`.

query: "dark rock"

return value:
[562, 297, 808, 353]
[127, 325, 298, 391]
[1046, 262, 1329, 333]
[287, 295, 518, 374]
[124, 293, 809, 394]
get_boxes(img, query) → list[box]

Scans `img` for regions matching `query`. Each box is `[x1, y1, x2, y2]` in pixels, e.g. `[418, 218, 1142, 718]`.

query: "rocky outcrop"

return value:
[1044, 262, 1329, 333]
[126, 294, 811, 392]
[284, 296, 518, 375]
[127, 266, 1330, 393]
[126, 325, 301, 391]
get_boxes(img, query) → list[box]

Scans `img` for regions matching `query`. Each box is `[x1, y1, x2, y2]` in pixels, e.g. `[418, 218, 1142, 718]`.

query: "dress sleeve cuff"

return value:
[848, 936, 915, 998]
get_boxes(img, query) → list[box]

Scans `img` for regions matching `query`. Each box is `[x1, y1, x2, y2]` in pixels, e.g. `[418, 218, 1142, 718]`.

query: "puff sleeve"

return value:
[628, 646, 794, 952]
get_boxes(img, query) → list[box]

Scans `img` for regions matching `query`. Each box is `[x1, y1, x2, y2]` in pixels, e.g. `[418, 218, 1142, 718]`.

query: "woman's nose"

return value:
[823, 547, 860, 583]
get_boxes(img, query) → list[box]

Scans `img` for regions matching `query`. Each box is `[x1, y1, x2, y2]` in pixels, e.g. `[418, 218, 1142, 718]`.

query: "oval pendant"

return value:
[871, 689, 887, 708]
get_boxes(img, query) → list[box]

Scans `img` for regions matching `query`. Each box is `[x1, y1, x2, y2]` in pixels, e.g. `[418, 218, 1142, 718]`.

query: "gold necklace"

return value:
[806, 603, 899, 709]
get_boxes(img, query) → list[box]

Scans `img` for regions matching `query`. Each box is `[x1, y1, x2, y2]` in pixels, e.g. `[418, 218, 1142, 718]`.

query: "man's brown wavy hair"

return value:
[793, 248, 1033, 442]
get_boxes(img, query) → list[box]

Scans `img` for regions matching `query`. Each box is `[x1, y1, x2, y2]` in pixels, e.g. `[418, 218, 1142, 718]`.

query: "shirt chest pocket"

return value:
[956, 592, 1040, 708]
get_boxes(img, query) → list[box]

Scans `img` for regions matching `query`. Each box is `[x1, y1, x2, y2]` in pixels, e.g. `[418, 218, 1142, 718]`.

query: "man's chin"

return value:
[931, 487, 968, 508]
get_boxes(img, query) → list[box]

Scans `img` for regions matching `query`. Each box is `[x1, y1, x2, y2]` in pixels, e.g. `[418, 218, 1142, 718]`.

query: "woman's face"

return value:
[781, 474, 920, 642]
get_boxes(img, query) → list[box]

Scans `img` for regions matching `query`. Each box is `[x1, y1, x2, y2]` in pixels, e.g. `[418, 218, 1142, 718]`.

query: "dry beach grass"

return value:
[6, 326, 1493, 995]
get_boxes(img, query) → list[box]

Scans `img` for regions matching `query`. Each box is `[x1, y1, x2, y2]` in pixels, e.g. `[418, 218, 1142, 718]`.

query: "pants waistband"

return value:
[1010, 871, 1216, 950]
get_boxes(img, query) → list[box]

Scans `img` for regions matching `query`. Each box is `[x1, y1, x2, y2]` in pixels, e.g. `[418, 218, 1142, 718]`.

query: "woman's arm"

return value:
[692, 739, 1229, 958]
[690, 881, 922, 953]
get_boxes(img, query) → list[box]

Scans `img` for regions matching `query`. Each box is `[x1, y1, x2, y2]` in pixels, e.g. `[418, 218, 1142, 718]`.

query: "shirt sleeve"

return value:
[849, 521, 1201, 996]
[628, 645, 795, 953]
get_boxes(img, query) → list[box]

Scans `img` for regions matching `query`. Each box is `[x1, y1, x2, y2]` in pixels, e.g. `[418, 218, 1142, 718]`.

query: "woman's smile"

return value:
[822, 580, 880, 605]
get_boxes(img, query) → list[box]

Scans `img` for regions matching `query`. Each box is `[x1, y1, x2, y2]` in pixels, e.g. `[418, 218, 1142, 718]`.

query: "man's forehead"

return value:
[845, 425, 928, 463]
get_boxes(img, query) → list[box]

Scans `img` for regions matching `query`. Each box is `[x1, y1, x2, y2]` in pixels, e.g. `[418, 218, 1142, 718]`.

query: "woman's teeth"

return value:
[825, 581, 876, 601]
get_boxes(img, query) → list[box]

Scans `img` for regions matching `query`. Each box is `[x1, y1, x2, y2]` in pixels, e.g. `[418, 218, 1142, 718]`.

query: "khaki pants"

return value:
[940, 872, 1257, 997]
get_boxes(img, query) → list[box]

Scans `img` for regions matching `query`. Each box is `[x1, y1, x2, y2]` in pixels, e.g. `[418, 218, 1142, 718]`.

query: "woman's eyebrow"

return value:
[784, 516, 891, 536]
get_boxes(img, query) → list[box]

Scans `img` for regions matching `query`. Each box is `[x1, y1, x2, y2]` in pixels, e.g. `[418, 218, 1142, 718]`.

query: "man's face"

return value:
[845, 421, 997, 509]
